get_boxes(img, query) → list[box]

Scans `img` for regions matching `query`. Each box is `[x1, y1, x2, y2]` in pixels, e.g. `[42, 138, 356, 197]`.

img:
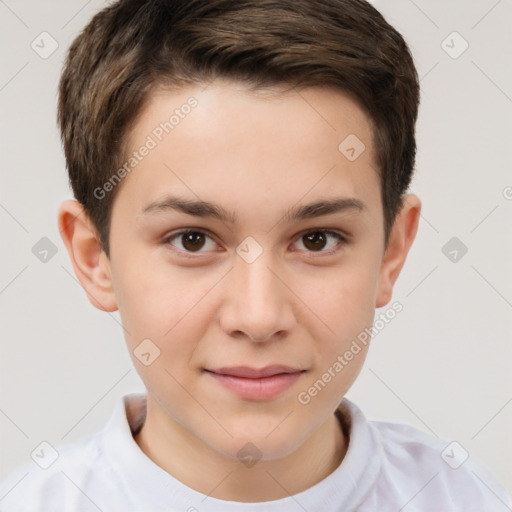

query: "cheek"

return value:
[291, 257, 380, 405]
[295, 267, 375, 409]
[110, 255, 208, 348]
[297, 258, 379, 338]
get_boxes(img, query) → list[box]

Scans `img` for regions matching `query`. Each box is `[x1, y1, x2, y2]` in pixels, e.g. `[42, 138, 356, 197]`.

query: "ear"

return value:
[58, 199, 118, 312]
[375, 194, 421, 308]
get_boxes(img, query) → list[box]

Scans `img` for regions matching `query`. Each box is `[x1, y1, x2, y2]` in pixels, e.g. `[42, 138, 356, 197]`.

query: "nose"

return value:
[219, 251, 296, 343]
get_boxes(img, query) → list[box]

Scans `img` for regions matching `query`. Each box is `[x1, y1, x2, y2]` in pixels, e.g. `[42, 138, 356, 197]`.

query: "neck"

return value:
[133, 398, 348, 502]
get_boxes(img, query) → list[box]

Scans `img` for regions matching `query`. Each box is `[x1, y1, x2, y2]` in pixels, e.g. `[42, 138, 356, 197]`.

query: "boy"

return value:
[1, 0, 510, 510]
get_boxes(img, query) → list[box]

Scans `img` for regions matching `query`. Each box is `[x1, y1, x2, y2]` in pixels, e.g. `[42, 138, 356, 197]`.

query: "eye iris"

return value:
[182, 232, 205, 251]
[303, 232, 327, 251]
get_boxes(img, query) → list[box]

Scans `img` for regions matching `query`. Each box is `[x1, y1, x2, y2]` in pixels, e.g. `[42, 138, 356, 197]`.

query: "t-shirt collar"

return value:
[100, 393, 382, 511]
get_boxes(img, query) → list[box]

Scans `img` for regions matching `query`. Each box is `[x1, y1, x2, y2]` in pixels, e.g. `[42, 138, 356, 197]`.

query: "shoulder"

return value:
[368, 419, 512, 511]
[0, 432, 123, 512]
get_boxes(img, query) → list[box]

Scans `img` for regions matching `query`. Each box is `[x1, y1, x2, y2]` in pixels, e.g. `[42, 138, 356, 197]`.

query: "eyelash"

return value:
[162, 228, 348, 259]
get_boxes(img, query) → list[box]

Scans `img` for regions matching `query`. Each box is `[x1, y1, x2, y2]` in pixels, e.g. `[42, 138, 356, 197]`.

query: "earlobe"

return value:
[375, 194, 421, 308]
[57, 199, 118, 312]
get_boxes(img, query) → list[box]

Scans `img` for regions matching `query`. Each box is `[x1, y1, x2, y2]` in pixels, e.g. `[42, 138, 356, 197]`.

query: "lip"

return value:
[205, 365, 305, 401]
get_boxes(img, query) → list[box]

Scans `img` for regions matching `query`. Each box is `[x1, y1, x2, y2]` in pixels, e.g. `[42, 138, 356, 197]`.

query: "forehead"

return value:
[126, 78, 376, 159]
[116, 79, 381, 224]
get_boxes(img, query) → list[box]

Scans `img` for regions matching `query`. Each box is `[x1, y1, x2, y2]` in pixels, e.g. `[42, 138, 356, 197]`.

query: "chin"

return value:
[205, 419, 309, 463]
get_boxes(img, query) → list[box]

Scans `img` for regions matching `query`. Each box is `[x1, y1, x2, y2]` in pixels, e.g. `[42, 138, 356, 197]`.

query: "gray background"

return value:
[1, 0, 511, 498]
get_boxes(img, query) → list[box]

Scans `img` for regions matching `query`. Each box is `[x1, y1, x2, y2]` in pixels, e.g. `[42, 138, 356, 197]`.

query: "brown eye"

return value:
[181, 231, 206, 251]
[164, 229, 217, 255]
[303, 231, 328, 251]
[294, 230, 347, 255]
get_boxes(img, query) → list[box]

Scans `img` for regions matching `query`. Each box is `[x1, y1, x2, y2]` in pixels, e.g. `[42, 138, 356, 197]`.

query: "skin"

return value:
[58, 78, 421, 502]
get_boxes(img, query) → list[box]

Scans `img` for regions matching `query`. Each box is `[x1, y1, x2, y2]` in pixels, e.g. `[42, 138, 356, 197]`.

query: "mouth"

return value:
[204, 365, 306, 401]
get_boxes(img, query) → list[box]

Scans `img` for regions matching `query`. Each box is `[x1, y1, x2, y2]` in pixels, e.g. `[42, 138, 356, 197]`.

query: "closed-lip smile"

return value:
[204, 365, 305, 401]
[206, 365, 304, 378]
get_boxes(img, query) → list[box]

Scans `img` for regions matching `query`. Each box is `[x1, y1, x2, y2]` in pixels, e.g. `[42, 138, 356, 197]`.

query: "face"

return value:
[104, 79, 387, 460]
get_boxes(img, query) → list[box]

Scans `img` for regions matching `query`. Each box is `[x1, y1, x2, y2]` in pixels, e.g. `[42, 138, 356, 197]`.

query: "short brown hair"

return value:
[57, 0, 420, 257]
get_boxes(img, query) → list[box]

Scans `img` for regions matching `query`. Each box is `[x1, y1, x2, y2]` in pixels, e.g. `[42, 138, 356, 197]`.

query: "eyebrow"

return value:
[142, 195, 366, 224]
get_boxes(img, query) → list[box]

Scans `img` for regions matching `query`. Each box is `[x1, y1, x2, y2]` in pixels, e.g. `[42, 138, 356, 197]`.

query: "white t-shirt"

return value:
[0, 393, 510, 511]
